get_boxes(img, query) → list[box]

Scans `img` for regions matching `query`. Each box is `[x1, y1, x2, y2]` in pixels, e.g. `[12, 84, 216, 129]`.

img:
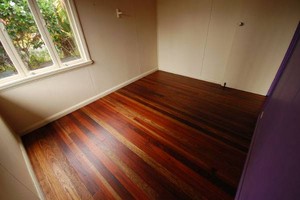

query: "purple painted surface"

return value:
[267, 22, 300, 96]
[235, 24, 300, 200]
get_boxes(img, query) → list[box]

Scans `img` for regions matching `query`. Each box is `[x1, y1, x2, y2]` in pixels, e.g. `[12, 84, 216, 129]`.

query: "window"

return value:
[0, 0, 91, 88]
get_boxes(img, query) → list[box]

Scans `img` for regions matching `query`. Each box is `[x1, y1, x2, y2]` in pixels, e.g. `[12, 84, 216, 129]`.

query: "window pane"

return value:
[0, 41, 18, 79]
[0, 0, 53, 71]
[36, 0, 81, 63]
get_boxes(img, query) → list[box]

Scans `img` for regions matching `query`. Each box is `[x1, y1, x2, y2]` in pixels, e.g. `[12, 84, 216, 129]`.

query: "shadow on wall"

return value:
[0, 96, 44, 135]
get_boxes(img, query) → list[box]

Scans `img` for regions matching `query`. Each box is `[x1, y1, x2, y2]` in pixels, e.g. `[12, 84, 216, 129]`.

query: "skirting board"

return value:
[18, 136, 45, 200]
[20, 68, 158, 136]
[158, 68, 223, 85]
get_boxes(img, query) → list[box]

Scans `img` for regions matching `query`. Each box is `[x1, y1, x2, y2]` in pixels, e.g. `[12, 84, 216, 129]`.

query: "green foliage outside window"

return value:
[37, 0, 80, 59]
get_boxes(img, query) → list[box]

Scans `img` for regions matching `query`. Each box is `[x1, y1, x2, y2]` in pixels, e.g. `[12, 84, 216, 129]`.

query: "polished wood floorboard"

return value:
[22, 71, 266, 200]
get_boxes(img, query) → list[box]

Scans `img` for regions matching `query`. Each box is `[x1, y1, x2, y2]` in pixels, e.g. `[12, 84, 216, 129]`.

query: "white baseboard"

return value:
[20, 68, 158, 135]
[158, 68, 223, 85]
[18, 136, 45, 200]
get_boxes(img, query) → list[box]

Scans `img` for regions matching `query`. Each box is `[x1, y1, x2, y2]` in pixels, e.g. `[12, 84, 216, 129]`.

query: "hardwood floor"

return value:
[22, 71, 265, 200]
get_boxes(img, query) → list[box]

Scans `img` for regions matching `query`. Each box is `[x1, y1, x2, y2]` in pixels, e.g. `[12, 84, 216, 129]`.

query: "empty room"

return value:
[0, 0, 300, 199]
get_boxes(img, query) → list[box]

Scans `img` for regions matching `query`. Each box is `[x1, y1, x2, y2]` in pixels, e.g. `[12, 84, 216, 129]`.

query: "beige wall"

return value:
[158, 0, 212, 79]
[0, 0, 157, 135]
[223, 0, 300, 95]
[0, 116, 40, 199]
[1, 0, 298, 135]
[201, 0, 243, 83]
[158, 0, 300, 95]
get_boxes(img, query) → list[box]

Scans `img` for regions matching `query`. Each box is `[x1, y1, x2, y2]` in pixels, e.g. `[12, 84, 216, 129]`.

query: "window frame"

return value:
[0, 0, 92, 89]
[0, 24, 26, 84]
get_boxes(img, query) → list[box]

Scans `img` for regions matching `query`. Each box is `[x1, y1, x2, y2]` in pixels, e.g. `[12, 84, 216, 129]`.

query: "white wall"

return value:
[201, 0, 243, 83]
[0, 0, 157, 135]
[1, 0, 298, 135]
[158, 0, 300, 95]
[158, 0, 212, 79]
[0, 116, 40, 199]
[223, 0, 300, 95]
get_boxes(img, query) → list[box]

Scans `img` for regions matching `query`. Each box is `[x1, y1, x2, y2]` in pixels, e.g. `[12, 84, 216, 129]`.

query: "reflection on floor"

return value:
[22, 71, 266, 199]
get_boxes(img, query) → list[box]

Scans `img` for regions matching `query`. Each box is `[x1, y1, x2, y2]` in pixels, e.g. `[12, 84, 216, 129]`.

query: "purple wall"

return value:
[267, 23, 300, 96]
[236, 24, 300, 200]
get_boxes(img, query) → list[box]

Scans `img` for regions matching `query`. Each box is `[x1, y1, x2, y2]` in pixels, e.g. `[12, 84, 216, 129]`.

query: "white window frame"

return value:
[0, 0, 92, 89]
[0, 27, 26, 84]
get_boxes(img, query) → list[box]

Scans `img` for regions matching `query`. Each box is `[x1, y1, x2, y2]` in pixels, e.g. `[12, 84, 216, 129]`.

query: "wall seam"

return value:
[0, 162, 39, 199]
[132, 0, 142, 74]
[199, 0, 214, 78]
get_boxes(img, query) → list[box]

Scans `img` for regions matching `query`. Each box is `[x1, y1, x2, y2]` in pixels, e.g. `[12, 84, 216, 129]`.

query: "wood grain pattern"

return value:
[22, 71, 265, 200]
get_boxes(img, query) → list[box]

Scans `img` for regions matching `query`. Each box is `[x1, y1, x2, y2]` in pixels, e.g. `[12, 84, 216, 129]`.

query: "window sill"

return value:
[0, 60, 93, 91]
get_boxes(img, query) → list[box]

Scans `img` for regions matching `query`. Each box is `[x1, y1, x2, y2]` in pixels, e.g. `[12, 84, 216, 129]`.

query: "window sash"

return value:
[27, 0, 61, 72]
[0, 23, 26, 82]
[64, 0, 90, 61]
